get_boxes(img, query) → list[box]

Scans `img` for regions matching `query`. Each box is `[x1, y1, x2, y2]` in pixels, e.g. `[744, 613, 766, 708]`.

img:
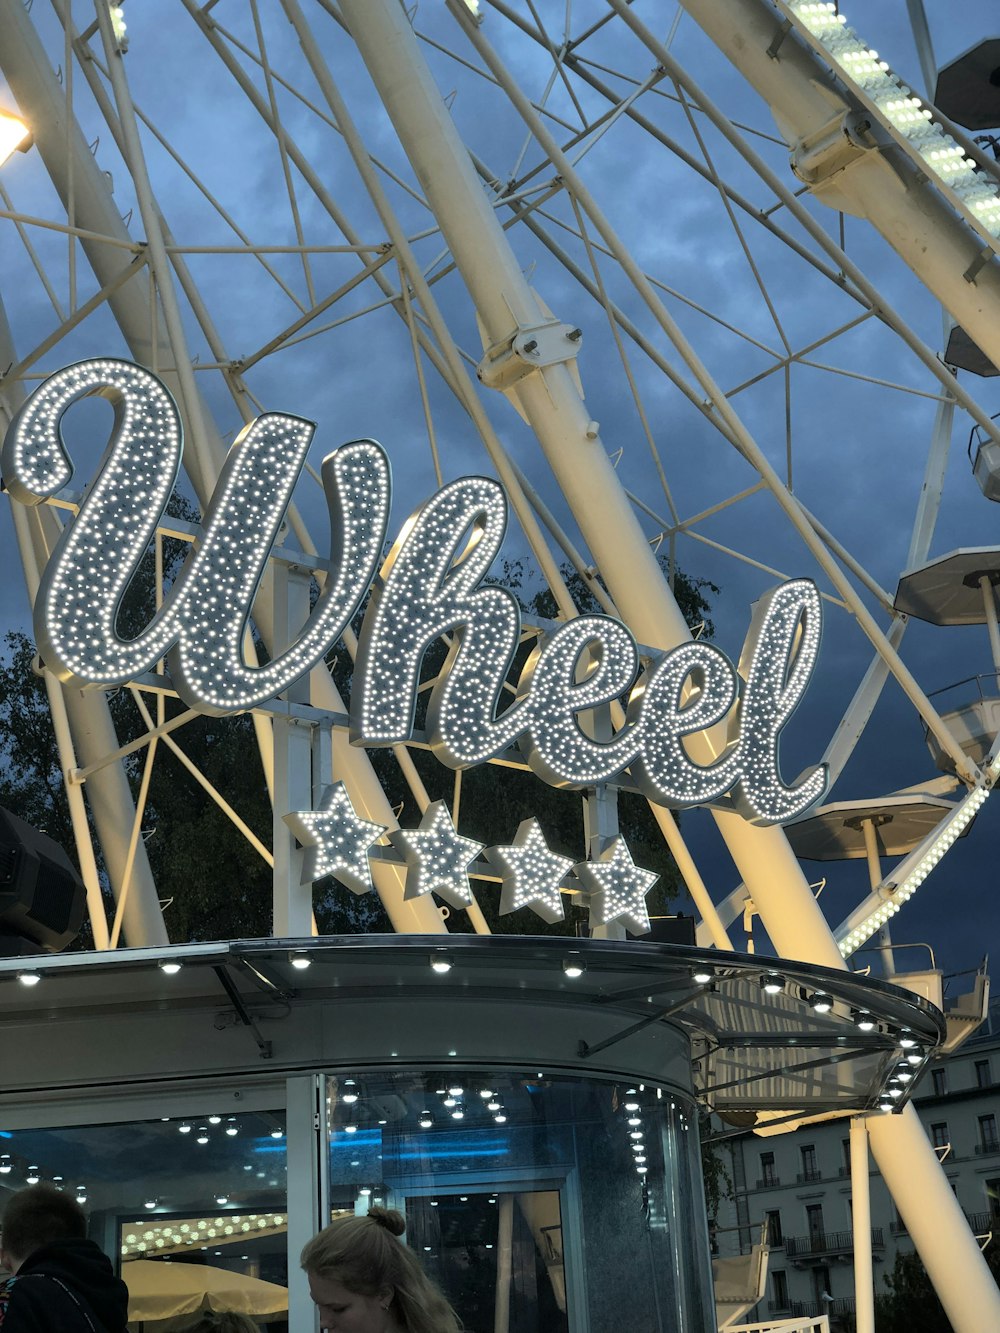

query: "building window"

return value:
[765, 1210, 783, 1246]
[930, 1122, 950, 1150]
[986, 1180, 1000, 1221]
[806, 1204, 825, 1250]
[759, 1151, 777, 1187]
[932, 1068, 947, 1096]
[840, 1137, 851, 1176]
[976, 1059, 991, 1089]
[772, 1270, 790, 1311]
[979, 1114, 999, 1153]
[799, 1144, 819, 1182]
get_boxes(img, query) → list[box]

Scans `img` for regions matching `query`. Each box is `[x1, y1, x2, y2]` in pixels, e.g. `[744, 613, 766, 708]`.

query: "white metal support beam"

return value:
[850, 1116, 875, 1333]
[677, 0, 1000, 374]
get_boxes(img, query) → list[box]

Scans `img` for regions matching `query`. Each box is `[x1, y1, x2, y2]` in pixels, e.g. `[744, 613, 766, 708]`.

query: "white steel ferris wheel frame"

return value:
[1, 1, 1000, 1329]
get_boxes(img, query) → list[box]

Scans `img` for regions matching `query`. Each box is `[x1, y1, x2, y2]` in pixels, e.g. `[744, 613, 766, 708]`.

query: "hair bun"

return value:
[368, 1206, 406, 1237]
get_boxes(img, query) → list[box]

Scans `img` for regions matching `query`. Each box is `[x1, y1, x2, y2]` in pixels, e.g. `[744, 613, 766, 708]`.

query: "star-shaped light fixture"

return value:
[283, 782, 387, 895]
[389, 801, 485, 909]
[488, 818, 572, 924]
[575, 839, 658, 934]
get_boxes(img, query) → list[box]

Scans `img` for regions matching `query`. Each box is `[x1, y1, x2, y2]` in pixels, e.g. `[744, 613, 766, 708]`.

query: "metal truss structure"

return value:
[1, 1, 1000, 1328]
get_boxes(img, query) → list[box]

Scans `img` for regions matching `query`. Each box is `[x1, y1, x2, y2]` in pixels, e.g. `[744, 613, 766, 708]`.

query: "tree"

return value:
[874, 1251, 951, 1333]
[0, 630, 77, 855]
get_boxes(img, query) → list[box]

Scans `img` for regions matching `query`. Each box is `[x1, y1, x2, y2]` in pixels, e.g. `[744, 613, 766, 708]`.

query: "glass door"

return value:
[402, 1186, 569, 1333]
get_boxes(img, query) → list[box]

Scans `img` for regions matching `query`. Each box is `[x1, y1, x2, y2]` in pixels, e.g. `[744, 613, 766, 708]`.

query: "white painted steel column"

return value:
[0, 302, 112, 948]
[494, 1194, 514, 1333]
[866, 1105, 1000, 1332]
[337, 0, 839, 964]
[272, 568, 314, 938]
[7, 502, 110, 949]
[980, 577, 1000, 679]
[286, 1075, 326, 1333]
[676, 0, 1000, 373]
[0, 312, 166, 947]
[334, 7, 1000, 1329]
[849, 1116, 875, 1333]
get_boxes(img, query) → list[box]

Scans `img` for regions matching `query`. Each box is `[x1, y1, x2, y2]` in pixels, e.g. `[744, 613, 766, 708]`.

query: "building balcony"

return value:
[796, 1169, 823, 1183]
[829, 1297, 856, 1317]
[767, 1295, 855, 1323]
[974, 1141, 1000, 1156]
[755, 1175, 781, 1189]
[785, 1228, 884, 1260]
[768, 1299, 808, 1318]
[966, 1210, 1000, 1235]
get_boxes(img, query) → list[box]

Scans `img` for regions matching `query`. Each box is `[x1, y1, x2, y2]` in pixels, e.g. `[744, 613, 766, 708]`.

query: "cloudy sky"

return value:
[0, 0, 999, 985]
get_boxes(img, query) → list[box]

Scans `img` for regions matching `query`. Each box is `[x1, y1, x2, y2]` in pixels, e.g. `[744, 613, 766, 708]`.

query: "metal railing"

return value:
[785, 1228, 884, 1258]
[729, 1317, 830, 1333]
[966, 1210, 999, 1235]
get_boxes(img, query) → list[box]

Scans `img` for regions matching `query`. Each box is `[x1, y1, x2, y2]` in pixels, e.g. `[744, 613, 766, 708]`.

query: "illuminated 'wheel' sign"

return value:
[2, 359, 827, 826]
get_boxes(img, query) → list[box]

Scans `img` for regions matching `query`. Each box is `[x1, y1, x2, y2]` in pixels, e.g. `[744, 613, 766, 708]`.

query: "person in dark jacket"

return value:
[0, 1183, 129, 1331]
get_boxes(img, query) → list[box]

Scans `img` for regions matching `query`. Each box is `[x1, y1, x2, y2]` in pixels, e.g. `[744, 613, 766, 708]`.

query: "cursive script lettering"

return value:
[2, 359, 828, 824]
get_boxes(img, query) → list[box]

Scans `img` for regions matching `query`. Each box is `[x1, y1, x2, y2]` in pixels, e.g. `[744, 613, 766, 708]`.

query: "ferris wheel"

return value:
[0, 0, 996, 976]
[3, 1, 1000, 1328]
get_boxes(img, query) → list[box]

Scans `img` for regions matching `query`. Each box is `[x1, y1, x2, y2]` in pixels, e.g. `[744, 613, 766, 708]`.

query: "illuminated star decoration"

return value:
[389, 800, 485, 909]
[283, 782, 387, 896]
[574, 839, 659, 934]
[488, 818, 572, 925]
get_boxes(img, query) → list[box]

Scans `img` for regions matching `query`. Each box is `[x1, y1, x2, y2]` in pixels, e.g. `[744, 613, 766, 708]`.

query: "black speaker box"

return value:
[0, 806, 85, 951]
[643, 914, 697, 946]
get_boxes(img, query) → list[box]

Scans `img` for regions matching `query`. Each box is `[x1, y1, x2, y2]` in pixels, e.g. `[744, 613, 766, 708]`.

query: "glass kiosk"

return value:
[0, 935, 942, 1332]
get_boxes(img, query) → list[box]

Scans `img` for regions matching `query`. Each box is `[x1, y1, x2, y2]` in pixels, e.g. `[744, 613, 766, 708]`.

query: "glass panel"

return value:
[1, 1111, 289, 1331]
[405, 1189, 565, 1331]
[324, 1069, 714, 1333]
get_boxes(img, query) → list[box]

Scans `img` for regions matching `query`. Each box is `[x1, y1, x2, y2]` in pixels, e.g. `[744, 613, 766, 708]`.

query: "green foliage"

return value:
[0, 631, 75, 853]
[698, 1113, 732, 1218]
[874, 1250, 951, 1333]
[493, 555, 718, 638]
[873, 1243, 1000, 1332]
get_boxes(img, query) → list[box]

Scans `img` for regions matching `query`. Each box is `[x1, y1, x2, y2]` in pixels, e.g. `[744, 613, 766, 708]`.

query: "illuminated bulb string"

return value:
[836, 786, 990, 957]
[787, 1, 1000, 239]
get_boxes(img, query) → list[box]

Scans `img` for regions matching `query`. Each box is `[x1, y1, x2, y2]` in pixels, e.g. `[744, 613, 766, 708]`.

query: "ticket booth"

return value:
[0, 935, 942, 1331]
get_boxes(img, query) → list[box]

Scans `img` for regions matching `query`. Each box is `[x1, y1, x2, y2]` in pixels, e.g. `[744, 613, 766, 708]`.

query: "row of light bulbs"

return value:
[757, 973, 928, 1112]
[427, 1083, 507, 1126]
[756, 972, 925, 1047]
[791, 1, 1000, 234]
[429, 949, 587, 979]
[120, 1213, 286, 1257]
[171, 1115, 283, 1143]
[0, 1160, 88, 1204]
[625, 1088, 650, 1178]
[9, 957, 186, 987]
[333, 1080, 510, 1131]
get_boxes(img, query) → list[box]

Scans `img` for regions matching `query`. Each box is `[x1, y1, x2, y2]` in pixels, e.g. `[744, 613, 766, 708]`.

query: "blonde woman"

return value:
[301, 1208, 461, 1333]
